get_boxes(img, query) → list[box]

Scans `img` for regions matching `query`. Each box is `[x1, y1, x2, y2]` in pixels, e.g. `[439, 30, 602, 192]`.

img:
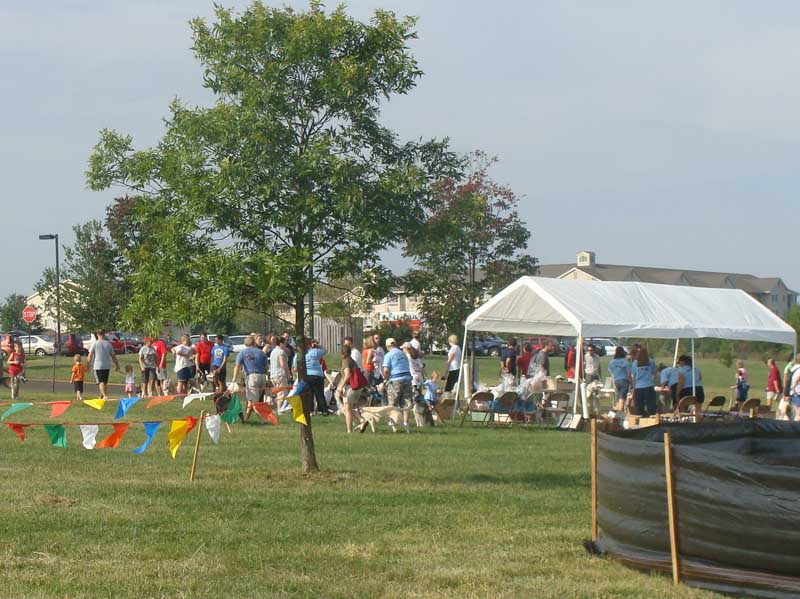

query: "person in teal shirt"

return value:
[607, 346, 632, 407]
[631, 346, 657, 416]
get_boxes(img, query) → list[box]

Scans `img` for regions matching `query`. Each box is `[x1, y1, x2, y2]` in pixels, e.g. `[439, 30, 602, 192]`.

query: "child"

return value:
[124, 364, 136, 398]
[70, 354, 87, 401]
[733, 360, 750, 409]
[7, 341, 26, 401]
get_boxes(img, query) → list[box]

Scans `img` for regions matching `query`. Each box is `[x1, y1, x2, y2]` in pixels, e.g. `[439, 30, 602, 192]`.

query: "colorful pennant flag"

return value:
[220, 395, 243, 425]
[132, 422, 161, 455]
[252, 402, 278, 426]
[286, 394, 307, 426]
[146, 395, 175, 409]
[6, 423, 30, 442]
[167, 418, 192, 458]
[84, 398, 106, 411]
[204, 414, 221, 444]
[1, 403, 33, 421]
[96, 423, 129, 449]
[44, 424, 67, 448]
[79, 424, 99, 449]
[115, 397, 141, 420]
[49, 401, 72, 419]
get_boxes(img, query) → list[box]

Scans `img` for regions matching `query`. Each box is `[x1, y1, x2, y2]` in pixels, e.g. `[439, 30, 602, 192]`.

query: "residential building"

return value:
[537, 251, 797, 317]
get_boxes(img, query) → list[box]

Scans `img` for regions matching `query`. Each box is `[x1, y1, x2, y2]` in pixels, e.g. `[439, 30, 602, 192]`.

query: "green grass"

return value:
[0, 391, 724, 599]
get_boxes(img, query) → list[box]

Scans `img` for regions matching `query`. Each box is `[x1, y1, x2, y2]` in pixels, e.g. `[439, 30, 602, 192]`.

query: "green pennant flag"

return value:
[221, 394, 242, 425]
[44, 424, 67, 448]
[1, 403, 33, 421]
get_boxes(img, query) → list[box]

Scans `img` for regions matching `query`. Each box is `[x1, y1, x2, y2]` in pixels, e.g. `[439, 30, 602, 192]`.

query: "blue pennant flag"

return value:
[288, 380, 307, 397]
[115, 397, 141, 420]
[132, 422, 161, 455]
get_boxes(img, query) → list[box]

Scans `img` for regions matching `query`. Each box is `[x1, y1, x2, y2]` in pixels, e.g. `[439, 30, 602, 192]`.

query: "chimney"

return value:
[577, 251, 596, 267]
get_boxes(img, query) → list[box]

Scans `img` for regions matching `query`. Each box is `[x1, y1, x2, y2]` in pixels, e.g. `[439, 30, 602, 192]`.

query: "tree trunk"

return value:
[295, 296, 319, 473]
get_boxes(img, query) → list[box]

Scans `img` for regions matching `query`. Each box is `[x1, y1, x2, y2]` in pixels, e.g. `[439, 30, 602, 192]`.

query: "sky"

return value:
[2, 0, 800, 302]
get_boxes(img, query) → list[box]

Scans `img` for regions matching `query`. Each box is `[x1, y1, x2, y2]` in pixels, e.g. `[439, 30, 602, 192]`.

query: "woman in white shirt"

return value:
[171, 335, 196, 396]
[444, 335, 461, 394]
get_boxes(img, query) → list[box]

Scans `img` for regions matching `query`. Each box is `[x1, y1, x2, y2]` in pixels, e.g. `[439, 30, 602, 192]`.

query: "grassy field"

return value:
[0, 391, 724, 599]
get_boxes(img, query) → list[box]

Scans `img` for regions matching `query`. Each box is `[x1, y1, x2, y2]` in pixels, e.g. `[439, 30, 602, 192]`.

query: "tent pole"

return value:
[574, 335, 584, 415]
[691, 339, 696, 397]
[455, 325, 469, 424]
[673, 339, 680, 367]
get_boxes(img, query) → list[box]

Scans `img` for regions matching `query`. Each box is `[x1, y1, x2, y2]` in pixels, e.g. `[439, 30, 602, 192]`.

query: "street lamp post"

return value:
[38, 234, 60, 392]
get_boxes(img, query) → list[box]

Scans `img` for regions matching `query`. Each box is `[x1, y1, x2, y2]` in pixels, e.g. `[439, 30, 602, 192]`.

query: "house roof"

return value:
[537, 263, 797, 296]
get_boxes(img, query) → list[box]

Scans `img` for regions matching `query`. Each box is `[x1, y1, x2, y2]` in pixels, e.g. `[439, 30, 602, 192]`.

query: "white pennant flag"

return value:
[79, 424, 99, 449]
[182, 393, 212, 408]
[204, 414, 221, 444]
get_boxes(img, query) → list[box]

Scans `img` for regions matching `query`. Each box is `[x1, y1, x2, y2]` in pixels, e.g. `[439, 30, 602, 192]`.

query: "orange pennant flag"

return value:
[185, 416, 198, 435]
[252, 403, 278, 426]
[49, 401, 72, 419]
[146, 395, 176, 409]
[6, 423, 30, 442]
[96, 423, 130, 449]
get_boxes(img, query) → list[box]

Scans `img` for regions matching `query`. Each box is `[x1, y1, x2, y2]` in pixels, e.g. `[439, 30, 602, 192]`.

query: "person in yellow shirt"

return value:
[70, 354, 88, 402]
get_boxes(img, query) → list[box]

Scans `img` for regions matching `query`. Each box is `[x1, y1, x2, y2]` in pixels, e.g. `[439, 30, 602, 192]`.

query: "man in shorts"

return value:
[210, 334, 231, 392]
[382, 338, 413, 410]
[138, 337, 158, 396]
[194, 333, 214, 387]
[232, 335, 267, 421]
[87, 329, 120, 399]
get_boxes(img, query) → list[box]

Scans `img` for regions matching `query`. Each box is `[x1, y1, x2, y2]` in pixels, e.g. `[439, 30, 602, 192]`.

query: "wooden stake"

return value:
[664, 432, 681, 585]
[591, 418, 599, 541]
[190, 410, 206, 483]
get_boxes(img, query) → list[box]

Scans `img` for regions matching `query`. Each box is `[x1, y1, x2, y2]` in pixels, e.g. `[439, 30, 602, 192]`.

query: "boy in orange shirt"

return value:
[70, 354, 87, 401]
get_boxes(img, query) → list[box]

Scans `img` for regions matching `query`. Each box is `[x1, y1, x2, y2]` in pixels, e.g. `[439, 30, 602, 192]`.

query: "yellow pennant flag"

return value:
[84, 398, 106, 411]
[287, 394, 307, 426]
[167, 419, 191, 459]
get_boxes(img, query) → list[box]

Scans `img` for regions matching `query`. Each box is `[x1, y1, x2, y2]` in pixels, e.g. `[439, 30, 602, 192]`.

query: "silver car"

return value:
[17, 334, 59, 356]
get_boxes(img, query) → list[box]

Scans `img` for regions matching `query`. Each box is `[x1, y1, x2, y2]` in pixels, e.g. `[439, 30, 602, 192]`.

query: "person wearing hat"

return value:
[382, 338, 413, 414]
[410, 331, 423, 355]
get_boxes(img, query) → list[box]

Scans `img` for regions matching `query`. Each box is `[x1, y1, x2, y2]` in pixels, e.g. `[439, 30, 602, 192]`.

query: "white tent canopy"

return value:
[465, 277, 796, 345]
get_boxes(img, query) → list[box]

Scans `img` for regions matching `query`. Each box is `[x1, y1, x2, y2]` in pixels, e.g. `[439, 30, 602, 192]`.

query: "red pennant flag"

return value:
[146, 395, 176, 409]
[49, 401, 72, 419]
[185, 416, 199, 435]
[96, 423, 130, 449]
[6, 423, 31, 442]
[252, 403, 278, 426]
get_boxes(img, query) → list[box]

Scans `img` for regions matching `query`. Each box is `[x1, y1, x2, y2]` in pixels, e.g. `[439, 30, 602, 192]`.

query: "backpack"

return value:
[349, 364, 369, 391]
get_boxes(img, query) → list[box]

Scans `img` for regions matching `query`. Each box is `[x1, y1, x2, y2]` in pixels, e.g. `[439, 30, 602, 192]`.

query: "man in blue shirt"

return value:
[382, 338, 412, 408]
[232, 336, 268, 420]
[305, 339, 330, 414]
[210, 334, 232, 392]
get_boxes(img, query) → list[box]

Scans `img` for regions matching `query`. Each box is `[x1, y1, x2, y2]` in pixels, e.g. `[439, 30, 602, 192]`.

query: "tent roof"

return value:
[465, 277, 797, 345]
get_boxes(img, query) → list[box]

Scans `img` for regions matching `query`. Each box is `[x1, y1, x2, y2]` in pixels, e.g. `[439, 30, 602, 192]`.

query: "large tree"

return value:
[404, 151, 537, 341]
[86, 2, 456, 472]
[35, 220, 129, 332]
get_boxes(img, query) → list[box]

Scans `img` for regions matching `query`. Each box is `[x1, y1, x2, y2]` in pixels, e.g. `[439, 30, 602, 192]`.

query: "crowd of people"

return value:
[5, 327, 800, 425]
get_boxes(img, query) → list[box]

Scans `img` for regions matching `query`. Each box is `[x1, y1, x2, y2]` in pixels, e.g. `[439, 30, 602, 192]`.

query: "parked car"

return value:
[17, 334, 59, 356]
[81, 332, 127, 355]
[474, 335, 506, 357]
[61, 333, 87, 356]
[586, 338, 628, 357]
[110, 332, 142, 354]
[228, 335, 248, 353]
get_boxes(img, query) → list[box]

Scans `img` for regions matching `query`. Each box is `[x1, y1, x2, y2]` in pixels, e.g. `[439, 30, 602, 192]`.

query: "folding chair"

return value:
[467, 390, 495, 425]
[491, 391, 519, 426]
[541, 391, 570, 424]
[703, 395, 727, 418]
[670, 396, 700, 423]
[739, 398, 761, 419]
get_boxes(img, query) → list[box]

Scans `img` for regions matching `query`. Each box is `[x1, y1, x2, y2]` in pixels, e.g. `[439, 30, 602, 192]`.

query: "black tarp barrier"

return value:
[592, 421, 800, 598]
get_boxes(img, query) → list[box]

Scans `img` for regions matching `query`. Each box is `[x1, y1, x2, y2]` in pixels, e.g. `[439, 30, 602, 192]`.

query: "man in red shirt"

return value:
[766, 358, 783, 408]
[151, 336, 168, 395]
[194, 333, 214, 386]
